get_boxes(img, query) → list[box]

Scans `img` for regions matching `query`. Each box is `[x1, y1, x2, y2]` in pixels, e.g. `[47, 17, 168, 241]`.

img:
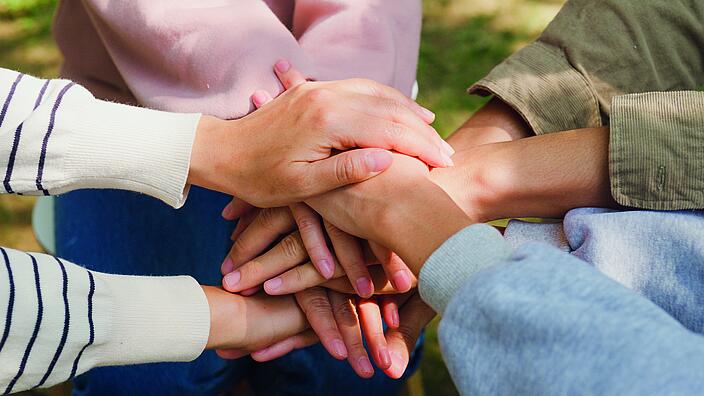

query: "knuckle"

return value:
[280, 233, 305, 259]
[334, 155, 361, 183]
[305, 87, 331, 104]
[333, 303, 359, 327]
[296, 215, 319, 234]
[258, 207, 281, 229]
[305, 295, 333, 316]
[241, 259, 264, 281]
[230, 238, 249, 257]
[385, 122, 405, 142]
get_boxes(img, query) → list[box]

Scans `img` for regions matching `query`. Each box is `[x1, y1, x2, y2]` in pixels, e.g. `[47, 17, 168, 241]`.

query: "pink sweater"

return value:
[53, 0, 422, 119]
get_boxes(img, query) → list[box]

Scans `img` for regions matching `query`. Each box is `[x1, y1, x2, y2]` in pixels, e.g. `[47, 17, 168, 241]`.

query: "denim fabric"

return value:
[55, 187, 420, 396]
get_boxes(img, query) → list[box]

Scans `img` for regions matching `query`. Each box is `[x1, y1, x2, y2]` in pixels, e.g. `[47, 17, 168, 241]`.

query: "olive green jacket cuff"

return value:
[610, 91, 704, 210]
[468, 41, 603, 135]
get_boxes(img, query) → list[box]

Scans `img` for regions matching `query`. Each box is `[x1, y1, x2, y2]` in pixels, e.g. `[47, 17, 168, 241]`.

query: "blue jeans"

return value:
[55, 187, 421, 396]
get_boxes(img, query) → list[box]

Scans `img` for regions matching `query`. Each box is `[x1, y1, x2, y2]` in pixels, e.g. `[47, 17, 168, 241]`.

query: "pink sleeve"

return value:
[292, 0, 422, 97]
[79, 0, 421, 119]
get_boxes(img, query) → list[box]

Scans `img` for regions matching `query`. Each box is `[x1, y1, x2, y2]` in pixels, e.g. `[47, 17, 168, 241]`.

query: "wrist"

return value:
[203, 286, 245, 350]
[378, 180, 473, 274]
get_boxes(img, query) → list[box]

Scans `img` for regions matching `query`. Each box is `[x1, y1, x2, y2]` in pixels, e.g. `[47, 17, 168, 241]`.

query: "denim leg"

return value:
[55, 187, 248, 396]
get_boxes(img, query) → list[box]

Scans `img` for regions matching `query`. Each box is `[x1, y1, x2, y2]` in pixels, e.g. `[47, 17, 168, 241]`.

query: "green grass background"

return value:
[0, 0, 563, 394]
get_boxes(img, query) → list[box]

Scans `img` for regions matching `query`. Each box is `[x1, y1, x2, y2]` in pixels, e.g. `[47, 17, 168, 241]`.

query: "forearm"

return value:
[436, 243, 704, 395]
[0, 68, 199, 207]
[433, 126, 616, 222]
[0, 246, 208, 393]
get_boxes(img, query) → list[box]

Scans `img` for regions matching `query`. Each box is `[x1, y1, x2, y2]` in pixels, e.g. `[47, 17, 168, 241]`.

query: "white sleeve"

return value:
[0, 246, 210, 393]
[0, 68, 202, 208]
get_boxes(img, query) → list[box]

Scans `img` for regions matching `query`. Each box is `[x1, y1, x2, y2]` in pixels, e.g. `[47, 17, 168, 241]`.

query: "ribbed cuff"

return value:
[419, 224, 512, 315]
[469, 41, 602, 135]
[610, 91, 704, 210]
[89, 273, 209, 368]
[59, 95, 200, 208]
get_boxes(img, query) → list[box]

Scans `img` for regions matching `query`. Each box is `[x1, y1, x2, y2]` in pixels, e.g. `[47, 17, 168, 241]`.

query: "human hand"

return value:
[220, 203, 415, 297]
[202, 286, 309, 353]
[188, 59, 453, 208]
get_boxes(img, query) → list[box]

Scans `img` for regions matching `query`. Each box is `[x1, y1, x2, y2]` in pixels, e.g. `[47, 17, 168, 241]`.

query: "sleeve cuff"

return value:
[58, 94, 200, 208]
[89, 273, 210, 368]
[609, 91, 704, 210]
[469, 41, 602, 135]
[419, 224, 512, 315]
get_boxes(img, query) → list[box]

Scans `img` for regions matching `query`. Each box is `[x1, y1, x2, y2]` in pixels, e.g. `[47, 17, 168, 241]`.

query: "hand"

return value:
[307, 153, 472, 273]
[188, 59, 453, 208]
[249, 288, 403, 378]
[220, 203, 415, 297]
[202, 286, 309, 353]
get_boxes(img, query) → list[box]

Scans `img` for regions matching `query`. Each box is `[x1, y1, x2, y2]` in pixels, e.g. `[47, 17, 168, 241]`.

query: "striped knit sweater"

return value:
[0, 68, 210, 394]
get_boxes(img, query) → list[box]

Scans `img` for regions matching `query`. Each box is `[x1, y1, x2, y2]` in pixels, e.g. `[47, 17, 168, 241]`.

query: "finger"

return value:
[274, 59, 308, 89]
[322, 265, 396, 295]
[305, 148, 394, 195]
[342, 116, 452, 168]
[215, 349, 249, 360]
[383, 294, 436, 379]
[290, 203, 336, 279]
[222, 198, 255, 221]
[348, 94, 445, 154]
[222, 209, 259, 275]
[369, 242, 415, 293]
[345, 78, 437, 125]
[226, 231, 308, 293]
[325, 221, 374, 299]
[251, 90, 274, 108]
[240, 286, 261, 296]
[265, 260, 345, 295]
[250, 330, 319, 362]
[329, 291, 374, 378]
[295, 287, 348, 360]
[380, 296, 400, 329]
[224, 206, 296, 274]
[357, 297, 391, 370]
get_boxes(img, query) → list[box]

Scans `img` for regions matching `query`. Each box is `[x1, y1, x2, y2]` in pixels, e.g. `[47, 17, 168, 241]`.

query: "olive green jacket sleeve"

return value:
[469, 0, 704, 210]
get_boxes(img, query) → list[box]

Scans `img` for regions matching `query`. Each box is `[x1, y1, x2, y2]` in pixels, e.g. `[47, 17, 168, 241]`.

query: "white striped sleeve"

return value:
[0, 68, 202, 208]
[0, 246, 210, 394]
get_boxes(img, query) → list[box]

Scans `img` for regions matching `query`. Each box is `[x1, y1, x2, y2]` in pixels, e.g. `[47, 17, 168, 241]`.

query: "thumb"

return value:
[308, 149, 394, 194]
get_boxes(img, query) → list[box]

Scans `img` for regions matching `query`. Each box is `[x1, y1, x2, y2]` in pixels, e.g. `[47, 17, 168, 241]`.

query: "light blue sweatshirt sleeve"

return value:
[429, 236, 704, 395]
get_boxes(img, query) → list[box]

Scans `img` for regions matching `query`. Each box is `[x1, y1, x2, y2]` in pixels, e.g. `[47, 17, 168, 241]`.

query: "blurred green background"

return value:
[0, 0, 563, 395]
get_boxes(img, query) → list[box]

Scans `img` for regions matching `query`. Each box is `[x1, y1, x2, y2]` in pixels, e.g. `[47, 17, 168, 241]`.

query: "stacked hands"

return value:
[196, 60, 471, 379]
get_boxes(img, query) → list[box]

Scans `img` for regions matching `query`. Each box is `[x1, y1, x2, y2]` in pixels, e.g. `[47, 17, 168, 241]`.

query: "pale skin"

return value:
[222, 62, 618, 378]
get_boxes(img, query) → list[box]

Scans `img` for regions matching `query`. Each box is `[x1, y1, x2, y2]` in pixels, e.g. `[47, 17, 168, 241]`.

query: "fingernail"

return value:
[355, 277, 374, 298]
[221, 202, 234, 219]
[251, 91, 268, 107]
[421, 107, 435, 122]
[358, 357, 374, 375]
[275, 59, 291, 73]
[332, 340, 348, 359]
[318, 259, 335, 279]
[441, 152, 454, 167]
[223, 270, 241, 290]
[365, 150, 393, 173]
[221, 257, 234, 274]
[378, 348, 392, 368]
[441, 139, 455, 155]
[391, 270, 411, 292]
[264, 277, 282, 292]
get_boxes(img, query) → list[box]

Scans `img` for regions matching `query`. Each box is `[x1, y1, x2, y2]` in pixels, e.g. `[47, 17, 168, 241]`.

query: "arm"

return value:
[467, 0, 704, 210]
[0, 245, 308, 393]
[75, 0, 421, 119]
[0, 67, 448, 208]
[422, 232, 704, 395]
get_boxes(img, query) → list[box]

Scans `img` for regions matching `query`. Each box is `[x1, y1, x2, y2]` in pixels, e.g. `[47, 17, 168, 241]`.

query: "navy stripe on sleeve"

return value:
[0, 247, 15, 355]
[36, 82, 75, 195]
[33, 257, 70, 389]
[4, 254, 44, 395]
[68, 270, 95, 381]
[0, 73, 23, 129]
[4, 80, 50, 194]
